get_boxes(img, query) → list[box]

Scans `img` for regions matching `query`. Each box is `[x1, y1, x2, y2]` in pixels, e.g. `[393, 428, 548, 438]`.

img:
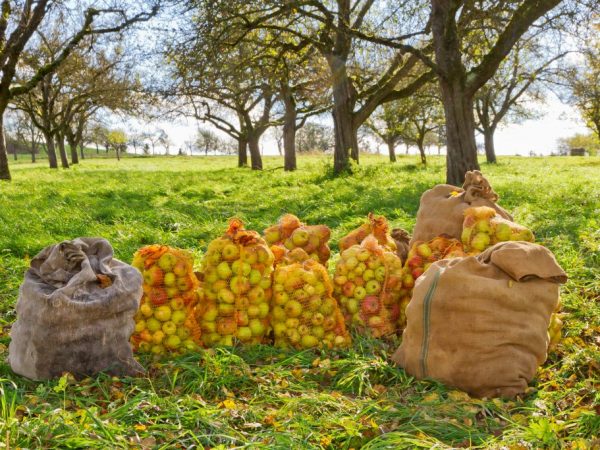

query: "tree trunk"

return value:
[483, 127, 497, 163]
[96, 143, 99, 154]
[57, 135, 69, 169]
[247, 134, 263, 170]
[43, 131, 58, 169]
[238, 138, 248, 167]
[386, 137, 396, 162]
[80, 143, 85, 160]
[116, 147, 120, 161]
[31, 133, 36, 163]
[68, 137, 79, 165]
[328, 55, 358, 173]
[13, 143, 17, 161]
[417, 140, 427, 165]
[282, 90, 297, 171]
[439, 79, 480, 185]
[0, 113, 11, 181]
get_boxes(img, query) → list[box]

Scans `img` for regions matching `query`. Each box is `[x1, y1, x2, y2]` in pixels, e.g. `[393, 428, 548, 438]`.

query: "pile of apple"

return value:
[271, 252, 351, 349]
[130, 245, 202, 355]
[339, 213, 398, 253]
[548, 312, 563, 351]
[399, 236, 465, 321]
[197, 219, 274, 347]
[462, 206, 534, 253]
[263, 214, 331, 265]
[333, 236, 404, 337]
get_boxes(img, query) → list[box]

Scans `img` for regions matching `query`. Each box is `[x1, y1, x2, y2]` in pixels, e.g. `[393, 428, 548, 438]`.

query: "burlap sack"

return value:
[410, 171, 513, 246]
[392, 241, 567, 398]
[8, 238, 144, 380]
[391, 228, 411, 264]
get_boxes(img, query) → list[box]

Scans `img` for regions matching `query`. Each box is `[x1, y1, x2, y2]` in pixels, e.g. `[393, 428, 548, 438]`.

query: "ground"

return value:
[0, 155, 598, 449]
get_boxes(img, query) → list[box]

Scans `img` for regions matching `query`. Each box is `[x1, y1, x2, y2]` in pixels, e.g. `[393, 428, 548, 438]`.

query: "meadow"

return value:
[0, 154, 598, 449]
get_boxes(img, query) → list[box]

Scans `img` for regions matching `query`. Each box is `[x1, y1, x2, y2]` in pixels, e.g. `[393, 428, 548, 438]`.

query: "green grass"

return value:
[0, 154, 598, 449]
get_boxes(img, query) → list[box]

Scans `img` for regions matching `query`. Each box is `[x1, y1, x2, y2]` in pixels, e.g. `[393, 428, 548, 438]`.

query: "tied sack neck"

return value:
[462, 170, 499, 203]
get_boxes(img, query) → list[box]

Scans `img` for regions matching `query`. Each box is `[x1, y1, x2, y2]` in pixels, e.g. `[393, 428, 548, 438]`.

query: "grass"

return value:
[0, 154, 598, 449]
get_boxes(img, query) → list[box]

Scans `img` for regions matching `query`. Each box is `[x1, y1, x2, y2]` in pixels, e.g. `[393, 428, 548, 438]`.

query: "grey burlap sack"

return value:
[392, 241, 567, 398]
[8, 238, 144, 380]
[410, 171, 513, 246]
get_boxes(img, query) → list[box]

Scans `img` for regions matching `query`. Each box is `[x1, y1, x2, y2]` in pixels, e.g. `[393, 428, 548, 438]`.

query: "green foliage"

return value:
[557, 132, 600, 156]
[0, 155, 598, 448]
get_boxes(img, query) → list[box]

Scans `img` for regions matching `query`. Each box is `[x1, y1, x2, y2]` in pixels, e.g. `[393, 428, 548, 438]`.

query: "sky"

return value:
[120, 94, 590, 157]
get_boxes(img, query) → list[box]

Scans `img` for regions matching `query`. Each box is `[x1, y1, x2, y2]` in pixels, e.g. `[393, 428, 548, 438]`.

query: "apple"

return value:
[151, 344, 164, 355]
[221, 243, 240, 261]
[152, 330, 165, 344]
[314, 282, 326, 295]
[164, 334, 181, 350]
[165, 286, 179, 298]
[416, 243, 433, 258]
[273, 322, 287, 338]
[357, 249, 370, 262]
[476, 219, 492, 233]
[154, 305, 172, 322]
[162, 320, 177, 335]
[158, 253, 177, 272]
[218, 303, 235, 316]
[286, 329, 301, 344]
[182, 339, 198, 351]
[365, 280, 382, 295]
[363, 269, 375, 281]
[248, 319, 266, 336]
[272, 305, 286, 322]
[323, 317, 336, 331]
[346, 299, 359, 314]
[138, 341, 151, 352]
[236, 327, 253, 341]
[216, 261, 232, 279]
[170, 297, 184, 310]
[471, 232, 491, 251]
[494, 222, 512, 241]
[203, 305, 218, 321]
[205, 269, 219, 284]
[375, 266, 386, 282]
[235, 296, 249, 310]
[204, 333, 220, 346]
[264, 228, 281, 244]
[285, 318, 300, 329]
[303, 284, 316, 296]
[335, 275, 348, 286]
[247, 304, 261, 318]
[143, 266, 164, 286]
[230, 276, 250, 294]
[353, 286, 367, 300]
[241, 249, 258, 264]
[298, 324, 310, 336]
[368, 316, 384, 328]
[206, 251, 221, 266]
[232, 260, 251, 276]
[307, 296, 321, 311]
[285, 300, 302, 318]
[249, 269, 262, 285]
[259, 277, 271, 289]
[177, 276, 193, 292]
[220, 335, 234, 346]
[201, 321, 217, 333]
[292, 229, 309, 246]
[412, 267, 425, 279]
[217, 317, 237, 335]
[345, 256, 359, 269]
[334, 335, 347, 347]
[274, 291, 289, 306]
[171, 310, 186, 325]
[512, 229, 534, 242]
[218, 288, 235, 304]
[402, 273, 415, 289]
[140, 302, 153, 318]
[258, 302, 269, 318]
[311, 312, 325, 326]
[163, 272, 177, 287]
[135, 320, 146, 333]
[248, 286, 265, 303]
[342, 281, 355, 297]
[301, 334, 318, 349]
[407, 255, 423, 268]
[312, 325, 325, 339]
[177, 326, 191, 340]
[256, 246, 271, 263]
[361, 296, 380, 315]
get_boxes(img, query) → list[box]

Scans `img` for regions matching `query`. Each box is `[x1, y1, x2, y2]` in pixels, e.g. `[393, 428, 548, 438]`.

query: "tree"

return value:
[566, 29, 600, 141]
[474, 38, 566, 163]
[196, 127, 220, 155]
[557, 132, 599, 156]
[185, 0, 433, 173]
[157, 129, 171, 155]
[0, 1, 159, 181]
[86, 122, 109, 154]
[296, 122, 334, 153]
[106, 129, 127, 160]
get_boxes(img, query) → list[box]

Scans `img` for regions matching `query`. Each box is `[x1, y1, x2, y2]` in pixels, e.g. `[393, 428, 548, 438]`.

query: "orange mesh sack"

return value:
[198, 219, 274, 347]
[399, 236, 465, 325]
[411, 171, 513, 246]
[271, 249, 351, 350]
[462, 206, 534, 254]
[339, 213, 398, 253]
[130, 245, 202, 355]
[264, 214, 331, 266]
[334, 236, 404, 337]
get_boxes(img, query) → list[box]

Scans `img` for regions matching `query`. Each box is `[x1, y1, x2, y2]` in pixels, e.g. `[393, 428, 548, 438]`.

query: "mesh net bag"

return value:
[263, 214, 331, 266]
[462, 206, 534, 254]
[130, 245, 202, 355]
[339, 213, 398, 253]
[271, 248, 351, 350]
[197, 219, 274, 347]
[334, 236, 405, 337]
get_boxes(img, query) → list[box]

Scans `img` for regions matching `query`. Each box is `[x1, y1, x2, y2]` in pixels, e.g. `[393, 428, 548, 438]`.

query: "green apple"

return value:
[272, 305, 286, 322]
[323, 317, 336, 331]
[247, 304, 260, 318]
[154, 305, 172, 322]
[258, 301, 269, 318]
[170, 297, 184, 310]
[140, 303, 153, 318]
[357, 249, 370, 262]
[314, 282, 325, 295]
[216, 261, 232, 279]
[286, 328, 301, 344]
[217, 317, 237, 335]
[165, 334, 181, 349]
[494, 222, 512, 241]
[471, 232, 491, 251]
[273, 322, 287, 338]
[203, 305, 218, 321]
[301, 334, 318, 349]
[177, 276, 193, 292]
[354, 286, 367, 300]
[152, 330, 165, 344]
[232, 260, 251, 276]
[308, 297, 321, 311]
[135, 320, 146, 333]
[345, 256, 358, 269]
[249, 269, 262, 285]
[162, 321, 177, 335]
[230, 276, 250, 294]
[362, 269, 375, 281]
[365, 280, 382, 295]
[320, 298, 335, 315]
[177, 326, 191, 340]
[182, 339, 198, 351]
[171, 310, 186, 325]
[285, 318, 300, 329]
[375, 266, 386, 282]
[205, 269, 219, 283]
[248, 286, 265, 303]
[346, 299, 359, 314]
[476, 219, 492, 233]
[158, 253, 177, 272]
[311, 312, 324, 326]
[416, 243, 433, 258]
[248, 319, 266, 336]
[221, 243, 240, 261]
[201, 320, 217, 333]
[164, 272, 176, 287]
[298, 324, 310, 336]
[259, 277, 271, 289]
[291, 229, 310, 246]
[143, 266, 164, 286]
[218, 303, 235, 316]
[151, 344, 164, 355]
[241, 250, 258, 264]
[284, 300, 302, 318]
[236, 327, 253, 341]
[312, 325, 325, 339]
[166, 286, 180, 299]
[218, 288, 235, 304]
[274, 291, 289, 306]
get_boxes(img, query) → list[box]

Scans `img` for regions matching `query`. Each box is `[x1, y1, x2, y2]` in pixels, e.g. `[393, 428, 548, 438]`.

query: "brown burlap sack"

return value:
[391, 228, 411, 264]
[392, 241, 567, 398]
[410, 171, 513, 246]
[8, 238, 144, 380]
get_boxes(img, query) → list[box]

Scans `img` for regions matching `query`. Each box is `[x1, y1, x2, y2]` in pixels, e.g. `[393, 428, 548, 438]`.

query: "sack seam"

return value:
[419, 269, 441, 378]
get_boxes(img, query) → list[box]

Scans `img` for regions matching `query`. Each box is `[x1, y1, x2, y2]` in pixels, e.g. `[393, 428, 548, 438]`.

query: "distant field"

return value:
[1, 155, 598, 448]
